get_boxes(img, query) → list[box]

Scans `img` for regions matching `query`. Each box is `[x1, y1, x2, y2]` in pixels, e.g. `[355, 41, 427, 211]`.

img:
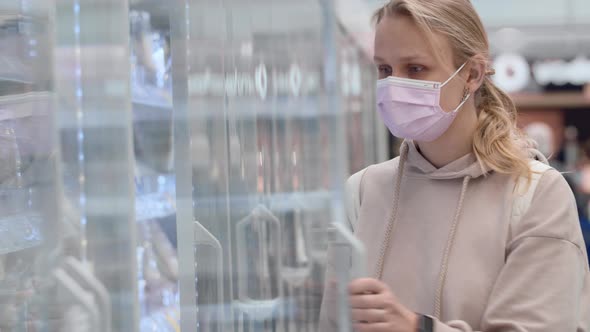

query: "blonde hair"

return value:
[374, 0, 533, 185]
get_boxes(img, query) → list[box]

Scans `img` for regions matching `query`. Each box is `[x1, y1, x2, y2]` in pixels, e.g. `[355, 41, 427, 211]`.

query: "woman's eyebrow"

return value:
[373, 54, 428, 63]
[398, 54, 427, 62]
[373, 55, 386, 63]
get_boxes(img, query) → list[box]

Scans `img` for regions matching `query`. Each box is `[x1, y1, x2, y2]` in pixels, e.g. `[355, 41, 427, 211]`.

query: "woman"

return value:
[320, 0, 590, 331]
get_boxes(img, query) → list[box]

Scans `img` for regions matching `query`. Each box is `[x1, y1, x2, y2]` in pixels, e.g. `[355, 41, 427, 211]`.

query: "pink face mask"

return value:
[376, 63, 470, 142]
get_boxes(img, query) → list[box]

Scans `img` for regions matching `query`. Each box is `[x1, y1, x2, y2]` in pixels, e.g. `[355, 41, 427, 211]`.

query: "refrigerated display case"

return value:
[177, 1, 366, 330]
[1, 0, 383, 331]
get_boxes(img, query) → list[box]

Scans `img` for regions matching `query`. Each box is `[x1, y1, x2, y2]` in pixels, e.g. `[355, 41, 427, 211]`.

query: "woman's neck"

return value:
[417, 136, 473, 169]
[416, 105, 479, 168]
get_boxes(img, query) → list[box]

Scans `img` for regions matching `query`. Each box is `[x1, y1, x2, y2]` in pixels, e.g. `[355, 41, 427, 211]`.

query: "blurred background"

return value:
[0, 0, 587, 331]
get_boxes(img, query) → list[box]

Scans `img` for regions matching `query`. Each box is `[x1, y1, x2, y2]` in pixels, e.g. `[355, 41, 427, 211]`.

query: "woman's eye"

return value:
[408, 65, 426, 74]
[378, 65, 392, 77]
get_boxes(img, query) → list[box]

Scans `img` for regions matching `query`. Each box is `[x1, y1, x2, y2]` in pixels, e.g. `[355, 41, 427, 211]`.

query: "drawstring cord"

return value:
[434, 175, 471, 318]
[373, 141, 472, 319]
[373, 142, 409, 280]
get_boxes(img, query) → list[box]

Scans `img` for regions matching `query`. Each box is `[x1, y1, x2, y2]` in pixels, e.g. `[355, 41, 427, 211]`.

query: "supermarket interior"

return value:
[0, 0, 589, 331]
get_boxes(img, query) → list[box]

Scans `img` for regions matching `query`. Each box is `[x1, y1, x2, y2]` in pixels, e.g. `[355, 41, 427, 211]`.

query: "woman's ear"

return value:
[466, 55, 487, 93]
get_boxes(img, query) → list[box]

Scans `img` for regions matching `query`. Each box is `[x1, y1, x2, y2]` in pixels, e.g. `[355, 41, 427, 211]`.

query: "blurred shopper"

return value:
[320, 0, 590, 331]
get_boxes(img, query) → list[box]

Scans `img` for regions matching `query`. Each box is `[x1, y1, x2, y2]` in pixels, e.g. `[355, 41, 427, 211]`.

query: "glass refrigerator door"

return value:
[173, 0, 366, 331]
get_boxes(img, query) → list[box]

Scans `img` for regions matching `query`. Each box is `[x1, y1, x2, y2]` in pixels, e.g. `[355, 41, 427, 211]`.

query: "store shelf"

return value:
[132, 86, 173, 114]
[0, 212, 42, 255]
[132, 99, 173, 127]
[0, 55, 33, 86]
[135, 169, 176, 222]
[513, 92, 590, 110]
[188, 96, 338, 120]
[135, 158, 335, 221]
[133, 98, 171, 111]
[195, 190, 334, 214]
[135, 190, 176, 222]
[0, 91, 51, 120]
[135, 172, 334, 221]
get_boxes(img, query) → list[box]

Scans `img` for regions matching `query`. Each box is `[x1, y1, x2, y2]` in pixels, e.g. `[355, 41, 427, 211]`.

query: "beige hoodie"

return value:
[320, 140, 590, 331]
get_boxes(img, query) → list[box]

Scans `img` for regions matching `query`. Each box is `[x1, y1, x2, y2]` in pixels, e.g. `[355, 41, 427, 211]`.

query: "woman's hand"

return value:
[349, 278, 419, 332]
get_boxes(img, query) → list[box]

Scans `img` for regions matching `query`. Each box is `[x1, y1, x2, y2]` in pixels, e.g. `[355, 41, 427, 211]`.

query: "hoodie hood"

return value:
[403, 140, 549, 181]
[404, 140, 488, 180]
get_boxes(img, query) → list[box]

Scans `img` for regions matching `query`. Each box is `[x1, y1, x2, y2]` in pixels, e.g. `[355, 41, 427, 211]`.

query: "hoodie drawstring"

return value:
[373, 141, 472, 320]
[373, 142, 409, 280]
[434, 175, 471, 318]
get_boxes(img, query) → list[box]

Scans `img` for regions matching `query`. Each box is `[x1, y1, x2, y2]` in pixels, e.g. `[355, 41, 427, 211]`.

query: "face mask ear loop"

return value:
[441, 62, 468, 87]
[451, 92, 471, 113]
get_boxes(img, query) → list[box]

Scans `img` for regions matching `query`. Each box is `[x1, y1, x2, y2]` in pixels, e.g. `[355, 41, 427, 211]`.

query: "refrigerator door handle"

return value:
[194, 219, 224, 331]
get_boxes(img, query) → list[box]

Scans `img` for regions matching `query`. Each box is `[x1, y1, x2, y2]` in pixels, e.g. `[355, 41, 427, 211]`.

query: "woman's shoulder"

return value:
[345, 157, 401, 196]
[527, 161, 572, 204]
[347, 157, 401, 183]
[344, 157, 401, 231]
[512, 160, 585, 252]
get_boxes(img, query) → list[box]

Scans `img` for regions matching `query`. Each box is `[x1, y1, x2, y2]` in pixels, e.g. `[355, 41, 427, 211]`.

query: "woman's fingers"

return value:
[349, 278, 388, 295]
[351, 308, 387, 323]
[349, 292, 387, 309]
[349, 278, 392, 310]
[347, 278, 417, 332]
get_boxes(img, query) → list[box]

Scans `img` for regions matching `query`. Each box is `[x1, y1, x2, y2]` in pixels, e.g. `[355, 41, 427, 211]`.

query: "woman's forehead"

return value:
[374, 14, 453, 64]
